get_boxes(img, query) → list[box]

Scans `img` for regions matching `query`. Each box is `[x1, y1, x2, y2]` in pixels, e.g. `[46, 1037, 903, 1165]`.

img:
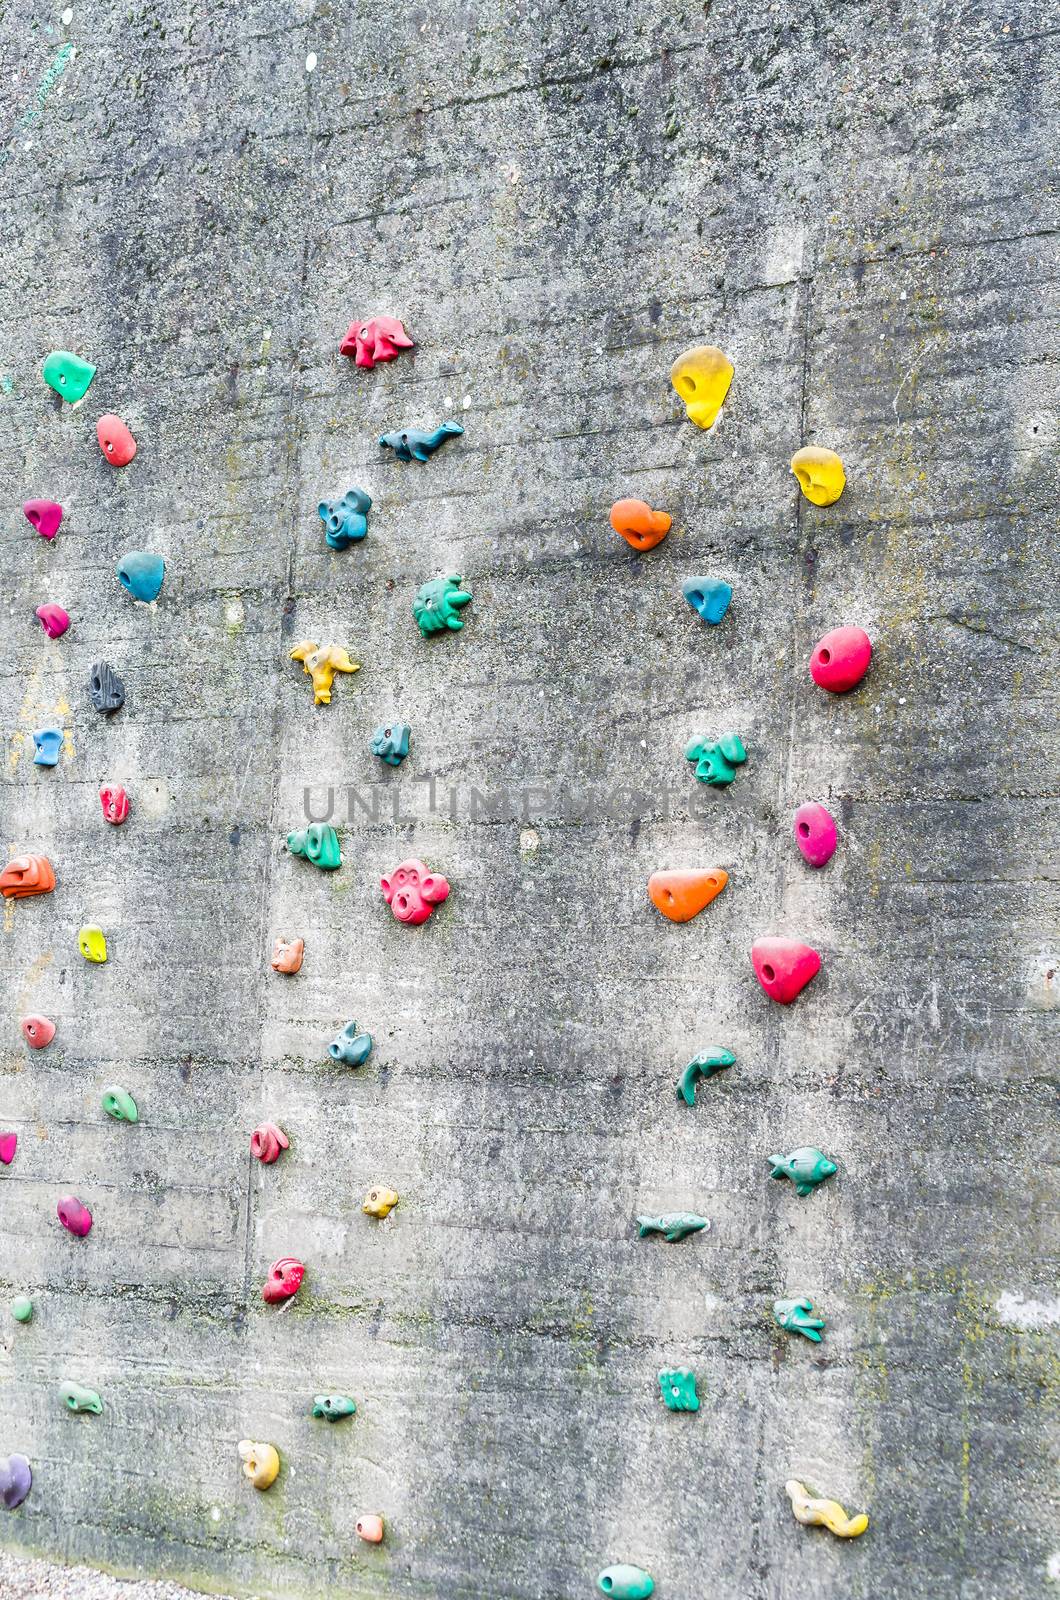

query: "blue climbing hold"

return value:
[682, 576, 732, 625]
[329, 1021, 373, 1067]
[379, 422, 463, 463]
[371, 722, 411, 766]
[117, 552, 165, 603]
[319, 488, 371, 550]
[32, 728, 63, 767]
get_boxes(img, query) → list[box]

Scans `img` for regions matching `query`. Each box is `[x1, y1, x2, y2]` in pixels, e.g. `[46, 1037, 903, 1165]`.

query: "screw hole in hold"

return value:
[763, 964, 775, 981]
[819, 647, 831, 663]
[798, 822, 810, 837]
[601, 1584, 613, 1596]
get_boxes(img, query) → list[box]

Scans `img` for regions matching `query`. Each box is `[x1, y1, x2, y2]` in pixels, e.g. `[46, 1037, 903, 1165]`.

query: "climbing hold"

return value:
[10, 1298, 33, 1324]
[290, 640, 360, 706]
[636, 1213, 709, 1243]
[0, 855, 56, 899]
[35, 604, 70, 639]
[658, 1369, 699, 1411]
[116, 551, 165, 603]
[355, 1515, 385, 1544]
[328, 1021, 373, 1067]
[0, 1134, 16, 1166]
[751, 938, 821, 1004]
[793, 802, 837, 868]
[101, 1086, 138, 1123]
[287, 822, 342, 870]
[773, 1297, 825, 1343]
[768, 1147, 837, 1197]
[597, 1564, 654, 1599]
[96, 414, 137, 467]
[809, 626, 872, 693]
[23, 499, 62, 540]
[684, 732, 746, 786]
[371, 721, 411, 766]
[270, 936, 304, 974]
[790, 446, 846, 507]
[31, 728, 63, 767]
[0, 1455, 32, 1510]
[238, 1440, 279, 1490]
[20, 1015, 55, 1050]
[319, 488, 371, 549]
[56, 1196, 92, 1236]
[59, 1382, 102, 1415]
[681, 576, 732, 625]
[250, 1122, 289, 1164]
[262, 1256, 304, 1305]
[78, 926, 108, 963]
[380, 421, 462, 462]
[785, 1480, 867, 1538]
[88, 661, 125, 714]
[677, 1046, 736, 1106]
[609, 498, 671, 552]
[362, 1186, 398, 1219]
[312, 1394, 356, 1422]
[340, 315, 413, 367]
[670, 344, 733, 430]
[381, 859, 450, 925]
[648, 868, 727, 923]
[100, 784, 130, 826]
[412, 573, 472, 636]
[42, 350, 95, 404]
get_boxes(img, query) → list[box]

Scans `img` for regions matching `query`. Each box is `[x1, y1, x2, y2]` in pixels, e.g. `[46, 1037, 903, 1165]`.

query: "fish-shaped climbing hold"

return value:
[340, 315, 413, 368]
[101, 1086, 138, 1123]
[57, 1195, 92, 1237]
[0, 1454, 32, 1510]
[636, 1213, 709, 1243]
[262, 1256, 304, 1305]
[42, 350, 96, 404]
[20, 1015, 55, 1049]
[658, 1369, 699, 1411]
[238, 1440, 279, 1490]
[78, 926, 108, 964]
[609, 498, 671, 552]
[287, 823, 342, 870]
[23, 499, 62, 540]
[809, 625, 872, 693]
[250, 1122, 289, 1164]
[685, 732, 746, 786]
[785, 1479, 867, 1538]
[670, 344, 733, 430]
[751, 938, 821, 1004]
[362, 1186, 398, 1219]
[312, 1393, 357, 1422]
[371, 721, 411, 766]
[290, 640, 360, 706]
[793, 802, 837, 868]
[648, 868, 727, 923]
[0, 855, 56, 900]
[677, 1046, 736, 1105]
[773, 1297, 825, 1342]
[769, 1147, 837, 1197]
[413, 573, 472, 636]
[318, 487, 371, 549]
[97, 413, 137, 467]
[790, 446, 846, 507]
[380, 421, 463, 463]
[35, 604, 69, 639]
[59, 1382, 102, 1415]
[328, 1021, 373, 1066]
[597, 1565, 654, 1599]
[681, 575, 732, 625]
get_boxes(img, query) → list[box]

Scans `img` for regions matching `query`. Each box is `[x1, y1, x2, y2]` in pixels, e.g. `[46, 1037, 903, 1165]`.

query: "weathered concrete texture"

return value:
[0, 0, 1057, 1596]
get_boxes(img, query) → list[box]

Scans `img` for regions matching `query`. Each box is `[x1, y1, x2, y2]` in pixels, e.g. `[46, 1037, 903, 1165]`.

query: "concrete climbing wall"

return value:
[1, 0, 1057, 1595]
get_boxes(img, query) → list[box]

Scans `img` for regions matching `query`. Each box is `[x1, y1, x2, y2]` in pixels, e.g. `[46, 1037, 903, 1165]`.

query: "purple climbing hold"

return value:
[0, 1454, 31, 1510]
[57, 1195, 92, 1237]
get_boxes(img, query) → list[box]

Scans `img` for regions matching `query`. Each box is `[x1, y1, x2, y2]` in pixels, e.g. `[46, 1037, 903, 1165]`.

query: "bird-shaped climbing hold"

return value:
[790, 446, 846, 506]
[648, 869, 727, 923]
[785, 1479, 867, 1538]
[290, 641, 360, 705]
[751, 938, 820, 1004]
[670, 344, 734, 430]
[609, 498, 671, 552]
[677, 1046, 736, 1105]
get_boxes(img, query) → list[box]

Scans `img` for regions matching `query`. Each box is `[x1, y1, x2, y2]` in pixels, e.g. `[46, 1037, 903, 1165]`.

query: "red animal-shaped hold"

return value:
[250, 1123, 289, 1164]
[0, 1134, 16, 1166]
[262, 1256, 304, 1305]
[339, 315, 413, 368]
[100, 785, 130, 825]
[380, 859, 451, 926]
[809, 626, 872, 693]
[96, 414, 137, 467]
[751, 939, 822, 1005]
[57, 1195, 92, 1236]
[793, 803, 837, 868]
[0, 855, 56, 900]
[23, 499, 63, 540]
[20, 1015, 55, 1049]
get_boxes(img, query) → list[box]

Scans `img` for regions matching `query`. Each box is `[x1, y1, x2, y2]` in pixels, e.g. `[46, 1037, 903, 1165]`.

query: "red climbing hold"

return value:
[100, 785, 130, 825]
[250, 1123, 289, 1164]
[0, 1134, 16, 1166]
[751, 938, 821, 1004]
[262, 1257, 304, 1304]
[793, 803, 837, 868]
[96, 414, 137, 467]
[20, 1015, 55, 1049]
[809, 626, 872, 693]
[339, 316, 413, 368]
[23, 500, 63, 540]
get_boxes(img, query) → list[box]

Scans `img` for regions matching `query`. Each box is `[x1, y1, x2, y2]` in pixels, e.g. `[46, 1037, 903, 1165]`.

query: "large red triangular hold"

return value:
[751, 938, 821, 1003]
[649, 869, 728, 923]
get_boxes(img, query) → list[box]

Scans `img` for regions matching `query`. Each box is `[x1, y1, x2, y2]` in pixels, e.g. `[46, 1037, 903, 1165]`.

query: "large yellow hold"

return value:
[670, 344, 734, 430]
[290, 641, 360, 706]
[791, 446, 846, 506]
[238, 1440, 279, 1490]
[785, 1479, 868, 1538]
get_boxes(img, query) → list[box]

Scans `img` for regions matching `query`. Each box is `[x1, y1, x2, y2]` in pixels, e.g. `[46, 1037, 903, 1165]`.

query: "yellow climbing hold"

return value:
[785, 1479, 868, 1538]
[362, 1186, 399, 1219]
[238, 1440, 280, 1490]
[790, 446, 846, 506]
[78, 926, 107, 964]
[290, 641, 360, 706]
[670, 344, 734, 430]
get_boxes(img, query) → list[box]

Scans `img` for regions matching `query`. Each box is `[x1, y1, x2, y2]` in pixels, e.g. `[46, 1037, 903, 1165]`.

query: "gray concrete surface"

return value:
[0, 0, 1057, 1596]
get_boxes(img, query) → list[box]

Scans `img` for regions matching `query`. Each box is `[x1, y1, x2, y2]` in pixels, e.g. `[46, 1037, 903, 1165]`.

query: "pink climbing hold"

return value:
[100, 784, 130, 826]
[751, 938, 822, 1004]
[793, 803, 838, 868]
[23, 499, 63, 540]
[809, 626, 872, 693]
[339, 315, 413, 368]
[96, 414, 137, 467]
[380, 859, 450, 926]
[250, 1123, 289, 1164]
[57, 1195, 93, 1236]
[20, 1015, 56, 1049]
[0, 1134, 16, 1166]
[262, 1257, 304, 1305]
[35, 603, 70, 639]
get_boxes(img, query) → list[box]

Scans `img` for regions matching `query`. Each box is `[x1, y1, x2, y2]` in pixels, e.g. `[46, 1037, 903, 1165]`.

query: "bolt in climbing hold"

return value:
[0, 1455, 32, 1510]
[677, 1046, 735, 1105]
[287, 823, 342, 870]
[23, 499, 62, 540]
[597, 1564, 654, 1599]
[290, 640, 360, 705]
[100, 784, 130, 825]
[238, 1440, 280, 1490]
[56, 1195, 92, 1236]
[101, 1086, 138, 1123]
[35, 603, 70, 639]
[312, 1394, 357, 1422]
[96, 414, 137, 467]
[773, 1297, 825, 1342]
[270, 936, 304, 973]
[328, 1021, 373, 1066]
[10, 1297, 33, 1324]
[751, 938, 821, 1004]
[412, 573, 472, 636]
[0, 1134, 16, 1166]
[681, 576, 732, 624]
[88, 661, 125, 714]
[792, 802, 837, 868]
[318, 487, 371, 549]
[362, 1186, 398, 1219]
[768, 1147, 837, 1197]
[78, 926, 108, 964]
[42, 350, 96, 404]
[380, 421, 462, 462]
[262, 1256, 304, 1305]
[684, 732, 746, 786]
[250, 1122, 289, 1164]
[371, 721, 411, 766]
[658, 1369, 699, 1411]
[381, 859, 450, 925]
[340, 315, 413, 367]
[670, 344, 733, 430]
[31, 728, 63, 767]
[20, 1015, 55, 1049]
[609, 498, 671, 552]
[355, 1514, 385, 1544]
[59, 1382, 102, 1415]
[785, 1479, 867, 1538]
[648, 868, 728, 923]
[809, 625, 872, 693]
[790, 446, 846, 507]
[636, 1213, 709, 1243]
[116, 551, 165, 603]
[0, 855, 56, 899]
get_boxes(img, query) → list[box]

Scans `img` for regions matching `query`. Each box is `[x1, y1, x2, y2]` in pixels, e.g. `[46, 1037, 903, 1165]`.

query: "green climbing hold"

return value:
[597, 1565, 654, 1599]
[412, 573, 472, 637]
[677, 1046, 735, 1105]
[773, 1297, 826, 1342]
[287, 822, 342, 870]
[658, 1368, 699, 1411]
[636, 1212, 709, 1243]
[42, 349, 96, 404]
[684, 731, 746, 786]
[312, 1394, 357, 1422]
[102, 1086, 138, 1123]
[768, 1146, 837, 1196]
[10, 1297, 33, 1324]
[59, 1381, 102, 1414]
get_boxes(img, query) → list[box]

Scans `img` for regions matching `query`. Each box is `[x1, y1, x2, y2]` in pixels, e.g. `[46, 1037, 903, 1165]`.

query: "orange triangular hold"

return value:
[648, 868, 728, 923]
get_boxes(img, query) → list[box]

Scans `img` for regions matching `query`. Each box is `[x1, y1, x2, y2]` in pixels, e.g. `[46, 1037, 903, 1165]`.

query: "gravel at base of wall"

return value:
[0, 1552, 238, 1600]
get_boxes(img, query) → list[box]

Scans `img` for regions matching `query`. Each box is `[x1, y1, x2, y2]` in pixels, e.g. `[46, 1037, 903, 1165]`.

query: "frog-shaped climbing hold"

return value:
[78, 926, 108, 963]
[57, 1195, 92, 1236]
[381, 859, 450, 925]
[42, 350, 96, 404]
[35, 604, 69, 639]
[312, 1393, 357, 1422]
[597, 1565, 654, 1599]
[32, 728, 63, 767]
[0, 1454, 32, 1510]
[768, 1147, 837, 1197]
[262, 1256, 304, 1305]
[371, 721, 411, 766]
[340, 315, 413, 367]
[412, 573, 472, 637]
[287, 823, 342, 870]
[681, 576, 732, 625]
[609, 498, 671, 552]
[318, 487, 371, 550]
[238, 1440, 280, 1490]
[0, 855, 56, 900]
[670, 344, 733, 430]
[684, 732, 746, 786]
[380, 421, 462, 463]
[23, 499, 63, 540]
[59, 1382, 102, 1415]
[773, 1296, 825, 1342]
[89, 661, 125, 714]
[329, 1021, 373, 1066]
[785, 1479, 867, 1538]
[790, 446, 846, 506]
[97, 413, 137, 467]
[677, 1046, 736, 1105]
[362, 1186, 398, 1219]
[636, 1213, 709, 1243]
[116, 551, 165, 603]
[101, 1086, 138, 1123]
[290, 640, 360, 705]
[658, 1369, 699, 1411]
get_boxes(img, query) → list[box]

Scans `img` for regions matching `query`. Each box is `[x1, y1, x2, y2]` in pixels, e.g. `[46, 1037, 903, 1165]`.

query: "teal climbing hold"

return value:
[768, 1147, 837, 1196]
[42, 350, 96, 404]
[328, 1021, 372, 1066]
[59, 1381, 102, 1414]
[117, 552, 165, 603]
[10, 1297, 33, 1324]
[102, 1086, 138, 1123]
[312, 1394, 357, 1421]
[319, 488, 371, 550]
[597, 1565, 654, 1599]
[287, 823, 342, 870]
[682, 577, 732, 624]
[658, 1368, 699, 1411]
[413, 573, 472, 637]
[636, 1212, 709, 1243]
[773, 1297, 826, 1342]
[677, 1046, 735, 1106]
[684, 732, 746, 786]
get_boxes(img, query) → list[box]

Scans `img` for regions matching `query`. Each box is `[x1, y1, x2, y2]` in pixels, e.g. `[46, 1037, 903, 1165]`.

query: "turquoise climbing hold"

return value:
[329, 1021, 373, 1066]
[684, 732, 746, 786]
[773, 1296, 826, 1342]
[42, 350, 96, 404]
[681, 577, 732, 625]
[677, 1047, 735, 1106]
[658, 1368, 699, 1411]
[319, 488, 371, 550]
[287, 823, 342, 870]
[413, 574, 472, 637]
[597, 1565, 654, 1599]
[117, 551, 165, 603]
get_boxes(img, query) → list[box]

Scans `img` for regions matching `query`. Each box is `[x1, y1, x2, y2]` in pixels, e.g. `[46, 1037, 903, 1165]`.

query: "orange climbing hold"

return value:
[609, 498, 671, 552]
[648, 868, 728, 923]
[0, 855, 56, 900]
